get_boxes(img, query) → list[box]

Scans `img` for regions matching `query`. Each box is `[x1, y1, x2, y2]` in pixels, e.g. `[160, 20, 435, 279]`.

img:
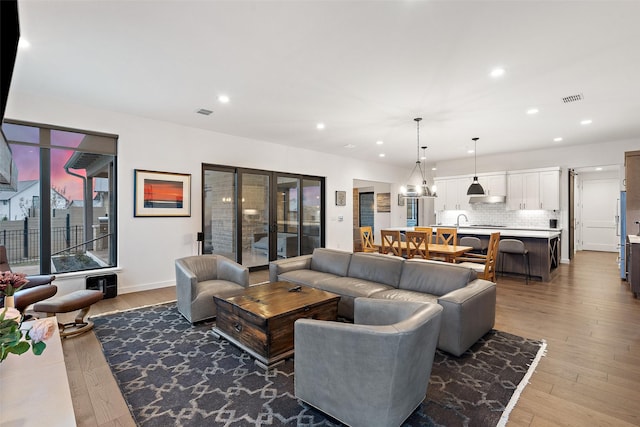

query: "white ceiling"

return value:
[10, 0, 640, 167]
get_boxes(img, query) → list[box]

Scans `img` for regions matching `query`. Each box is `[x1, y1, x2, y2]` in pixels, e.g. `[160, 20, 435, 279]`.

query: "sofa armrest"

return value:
[268, 255, 312, 282]
[217, 257, 249, 287]
[437, 279, 496, 356]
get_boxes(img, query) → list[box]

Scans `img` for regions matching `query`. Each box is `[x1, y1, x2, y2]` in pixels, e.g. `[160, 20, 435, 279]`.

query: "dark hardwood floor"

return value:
[61, 253, 640, 426]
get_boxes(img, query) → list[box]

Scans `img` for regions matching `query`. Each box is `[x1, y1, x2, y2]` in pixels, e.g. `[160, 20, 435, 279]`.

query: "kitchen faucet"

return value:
[456, 213, 468, 228]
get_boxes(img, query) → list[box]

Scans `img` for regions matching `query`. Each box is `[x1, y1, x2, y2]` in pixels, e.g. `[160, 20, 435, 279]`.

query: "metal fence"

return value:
[0, 216, 87, 265]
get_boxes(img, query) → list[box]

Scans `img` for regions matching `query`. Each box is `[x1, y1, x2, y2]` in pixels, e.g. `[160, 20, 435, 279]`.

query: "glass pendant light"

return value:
[467, 137, 485, 195]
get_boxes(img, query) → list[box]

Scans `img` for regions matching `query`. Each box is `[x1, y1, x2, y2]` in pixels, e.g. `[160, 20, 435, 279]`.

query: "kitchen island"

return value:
[454, 227, 561, 282]
[387, 225, 562, 282]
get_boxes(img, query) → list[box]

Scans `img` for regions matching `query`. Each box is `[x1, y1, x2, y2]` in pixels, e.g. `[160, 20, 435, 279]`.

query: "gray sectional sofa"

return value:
[269, 248, 496, 356]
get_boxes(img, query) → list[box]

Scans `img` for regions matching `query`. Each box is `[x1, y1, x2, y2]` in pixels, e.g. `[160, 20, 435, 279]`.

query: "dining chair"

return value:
[380, 230, 402, 256]
[414, 227, 433, 244]
[406, 231, 429, 259]
[456, 232, 500, 282]
[436, 227, 458, 245]
[359, 226, 377, 253]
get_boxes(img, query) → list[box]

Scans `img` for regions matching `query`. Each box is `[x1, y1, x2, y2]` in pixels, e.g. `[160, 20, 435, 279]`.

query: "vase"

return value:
[4, 295, 15, 308]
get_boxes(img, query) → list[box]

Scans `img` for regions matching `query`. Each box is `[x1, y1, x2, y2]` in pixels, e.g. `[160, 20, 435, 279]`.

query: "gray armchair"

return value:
[294, 298, 443, 427]
[175, 255, 249, 323]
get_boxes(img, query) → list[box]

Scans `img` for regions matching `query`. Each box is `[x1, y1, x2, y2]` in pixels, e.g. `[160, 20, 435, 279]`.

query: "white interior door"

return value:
[581, 179, 618, 252]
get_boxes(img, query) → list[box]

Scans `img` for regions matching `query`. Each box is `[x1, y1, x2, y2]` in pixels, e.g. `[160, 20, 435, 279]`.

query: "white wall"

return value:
[7, 92, 407, 294]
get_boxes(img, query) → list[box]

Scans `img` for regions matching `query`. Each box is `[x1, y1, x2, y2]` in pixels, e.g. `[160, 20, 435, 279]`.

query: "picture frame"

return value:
[134, 169, 191, 217]
[377, 193, 391, 212]
[335, 190, 346, 206]
[398, 194, 405, 206]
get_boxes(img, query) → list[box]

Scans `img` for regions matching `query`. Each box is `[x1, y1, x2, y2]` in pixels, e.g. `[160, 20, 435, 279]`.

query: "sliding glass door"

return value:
[202, 164, 324, 270]
[202, 167, 237, 260]
[240, 171, 270, 268]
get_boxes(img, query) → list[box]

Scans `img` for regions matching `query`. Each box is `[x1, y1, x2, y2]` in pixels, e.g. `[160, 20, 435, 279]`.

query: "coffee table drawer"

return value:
[269, 300, 339, 357]
[217, 308, 268, 357]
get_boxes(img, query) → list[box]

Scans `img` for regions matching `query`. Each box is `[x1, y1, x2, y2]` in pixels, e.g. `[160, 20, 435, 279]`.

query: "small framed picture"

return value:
[134, 169, 191, 217]
[335, 190, 346, 206]
[398, 194, 405, 206]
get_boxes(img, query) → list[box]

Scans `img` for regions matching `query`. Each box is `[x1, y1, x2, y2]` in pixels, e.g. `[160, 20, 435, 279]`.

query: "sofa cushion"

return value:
[277, 270, 338, 287]
[399, 259, 477, 296]
[347, 253, 404, 288]
[310, 248, 352, 276]
[316, 276, 393, 299]
[370, 288, 438, 305]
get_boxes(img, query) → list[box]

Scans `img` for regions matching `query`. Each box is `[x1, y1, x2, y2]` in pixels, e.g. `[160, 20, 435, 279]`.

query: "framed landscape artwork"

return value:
[134, 169, 191, 217]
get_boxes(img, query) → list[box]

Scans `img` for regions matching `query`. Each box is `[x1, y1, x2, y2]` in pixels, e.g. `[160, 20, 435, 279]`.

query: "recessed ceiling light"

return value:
[316, 123, 326, 130]
[431, 167, 437, 171]
[580, 119, 592, 125]
[553, 137, 563, 142]
[420, 155, 426, 160]
[344, 144, 356, 149]
[18, 38, 30, 49]
[526, 108, 539, 115]
[379, 153, 385, 158]
[218, 95, 230, 103]
[196, 108, 213, 115]
[595, 167, 603, 171]
[376, 140, 384, 145]
[490, 67, 505, 78]
[467, 149, 474, 154]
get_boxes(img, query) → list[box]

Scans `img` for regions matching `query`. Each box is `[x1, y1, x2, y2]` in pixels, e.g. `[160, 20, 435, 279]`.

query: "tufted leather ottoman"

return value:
[33, 289, 104, 338]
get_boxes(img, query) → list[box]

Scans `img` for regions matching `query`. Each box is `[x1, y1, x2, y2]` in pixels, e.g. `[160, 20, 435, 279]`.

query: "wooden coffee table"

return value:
[211, 281, 340, 369]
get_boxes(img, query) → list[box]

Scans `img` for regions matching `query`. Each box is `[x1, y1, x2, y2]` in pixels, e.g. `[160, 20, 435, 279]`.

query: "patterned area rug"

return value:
[93, 302, 545, 427]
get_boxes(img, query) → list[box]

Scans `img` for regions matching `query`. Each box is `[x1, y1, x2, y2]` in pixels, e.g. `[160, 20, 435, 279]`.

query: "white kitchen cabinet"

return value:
[434, 176, 471, 211]
[478, 173, 507, 196]
[539, 170, 560, 210]
[507, 168, 560, 210]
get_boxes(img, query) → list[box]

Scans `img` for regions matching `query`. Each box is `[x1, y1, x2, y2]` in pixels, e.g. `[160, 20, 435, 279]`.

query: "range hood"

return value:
[468, 195, 506, 204]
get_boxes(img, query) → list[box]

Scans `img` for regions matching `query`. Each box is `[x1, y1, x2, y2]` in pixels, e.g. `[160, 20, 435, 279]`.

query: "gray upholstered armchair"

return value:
[175, 255, 249, 323]
[294, 298, 443, 427]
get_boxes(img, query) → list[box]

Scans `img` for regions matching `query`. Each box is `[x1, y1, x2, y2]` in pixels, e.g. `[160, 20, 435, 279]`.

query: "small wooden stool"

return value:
[33, 290, 104, 338]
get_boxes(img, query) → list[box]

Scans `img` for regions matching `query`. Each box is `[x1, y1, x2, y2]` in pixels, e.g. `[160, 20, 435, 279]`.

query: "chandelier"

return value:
[400, 118, 436, 198]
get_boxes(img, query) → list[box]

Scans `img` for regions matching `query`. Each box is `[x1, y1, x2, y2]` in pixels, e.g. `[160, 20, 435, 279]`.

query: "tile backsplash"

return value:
[437, 203, 560, 229]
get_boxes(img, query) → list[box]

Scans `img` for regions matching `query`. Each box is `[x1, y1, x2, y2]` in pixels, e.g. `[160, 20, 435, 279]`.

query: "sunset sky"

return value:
[9, 127, 87, 201]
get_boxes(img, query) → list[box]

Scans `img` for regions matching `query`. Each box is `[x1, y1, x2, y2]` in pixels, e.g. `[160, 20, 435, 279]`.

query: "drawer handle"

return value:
[234, 322, 243, 333]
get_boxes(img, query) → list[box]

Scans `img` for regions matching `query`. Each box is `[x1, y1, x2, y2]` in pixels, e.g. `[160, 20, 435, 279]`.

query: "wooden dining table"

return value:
[423, 243, 474, 263]
[378, 240, 473, 263]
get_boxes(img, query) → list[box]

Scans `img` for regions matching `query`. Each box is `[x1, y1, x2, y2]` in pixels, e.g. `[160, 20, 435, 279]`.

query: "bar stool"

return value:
[499, 239, 531, 284]
[459, 236, 486, 255]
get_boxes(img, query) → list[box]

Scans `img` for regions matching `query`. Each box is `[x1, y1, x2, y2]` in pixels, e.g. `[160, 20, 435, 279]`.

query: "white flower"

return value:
[1, 307, 22, 321]
[28, 318, 56, 343]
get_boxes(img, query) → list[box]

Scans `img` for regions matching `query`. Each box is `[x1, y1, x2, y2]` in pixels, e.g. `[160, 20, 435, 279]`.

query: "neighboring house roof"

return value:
[0, 180, 71, 208]
[0, 180, 38, 201]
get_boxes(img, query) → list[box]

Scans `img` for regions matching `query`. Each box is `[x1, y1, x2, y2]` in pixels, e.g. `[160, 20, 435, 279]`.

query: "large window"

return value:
[0, 121, 117, 274]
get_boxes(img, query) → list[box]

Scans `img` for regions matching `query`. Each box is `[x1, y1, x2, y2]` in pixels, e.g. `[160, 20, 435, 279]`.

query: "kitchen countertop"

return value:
[454, 227, 561, 239]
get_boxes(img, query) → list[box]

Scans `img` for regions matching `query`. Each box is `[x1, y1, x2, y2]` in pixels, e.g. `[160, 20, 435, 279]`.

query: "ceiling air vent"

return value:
[562, 93, 584, 103]
[196, 108, 213, 115]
